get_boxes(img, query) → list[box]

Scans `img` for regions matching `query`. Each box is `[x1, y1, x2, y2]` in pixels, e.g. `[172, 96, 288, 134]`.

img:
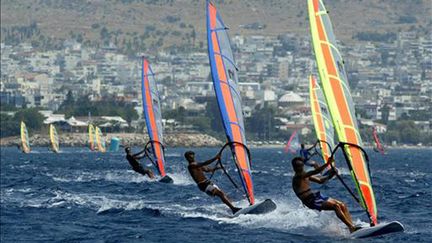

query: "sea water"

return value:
[1, 147, 431, 242]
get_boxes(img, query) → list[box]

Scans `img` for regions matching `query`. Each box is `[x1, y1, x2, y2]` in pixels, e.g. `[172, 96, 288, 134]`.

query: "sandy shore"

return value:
[0, 132, 223, 148]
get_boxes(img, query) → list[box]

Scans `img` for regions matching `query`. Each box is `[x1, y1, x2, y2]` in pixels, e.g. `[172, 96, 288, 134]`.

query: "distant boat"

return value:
[88, 124, 96, 151]
[284, 130, 300, 154]
[49, 124, 60, 153]
[20, 121, 31, 153]
[372, 127, 385, 155]
[94, 126, 106, 153]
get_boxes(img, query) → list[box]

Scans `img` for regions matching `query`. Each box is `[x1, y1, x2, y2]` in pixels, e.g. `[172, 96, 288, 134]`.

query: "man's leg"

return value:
[321, 198, 355, 232]
[213, 188, 239, 213]
[145, 169, 155, 179]
[339, 201, 353, 223]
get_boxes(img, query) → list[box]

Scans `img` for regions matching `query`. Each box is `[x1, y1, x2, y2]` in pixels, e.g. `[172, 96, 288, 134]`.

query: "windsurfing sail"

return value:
[207, 0, 254, 205]
[372, 127, 385, 154]
[141, 57, 167, 177]
[308, 0, 377, 225]
[309, 75, 335, 164]
[284, 130, 300, 154]
[49, 124, 60, 153]
[95, 126, 106, 152]
[88, 124, 96, 151]
[20, 121, 31, 153]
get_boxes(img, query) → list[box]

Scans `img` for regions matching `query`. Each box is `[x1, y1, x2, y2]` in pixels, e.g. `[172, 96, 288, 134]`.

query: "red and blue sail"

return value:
[206, 0, 255, 205]
[284, 130, 300, 154]
[141, 57, 166, 177]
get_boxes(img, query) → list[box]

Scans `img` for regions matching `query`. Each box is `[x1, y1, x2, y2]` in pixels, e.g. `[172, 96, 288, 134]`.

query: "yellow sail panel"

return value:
[20, 121, 31, 153]
[95, 126, 106, 152]
[308, 0, 377, 225]
[49, 124, 60, 153]
[88, 124, 95, 151]
[309, 75, 334, 164]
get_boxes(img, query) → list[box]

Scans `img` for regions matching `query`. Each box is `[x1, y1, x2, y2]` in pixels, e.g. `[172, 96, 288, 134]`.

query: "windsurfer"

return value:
[291, 157, 359, 233]
[185, 151, 241, 214]
[125, 147, 155, 179]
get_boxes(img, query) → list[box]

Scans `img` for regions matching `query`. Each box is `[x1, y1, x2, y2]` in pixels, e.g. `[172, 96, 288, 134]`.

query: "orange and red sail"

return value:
[206, 0, 254, 205]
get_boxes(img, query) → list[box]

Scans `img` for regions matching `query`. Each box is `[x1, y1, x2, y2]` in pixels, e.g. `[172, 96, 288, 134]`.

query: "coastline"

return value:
[1, 133, 430, 149]
[0, 132, 223, 148]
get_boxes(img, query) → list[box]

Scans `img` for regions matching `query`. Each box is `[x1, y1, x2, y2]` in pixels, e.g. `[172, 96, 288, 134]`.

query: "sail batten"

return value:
[308, 0, 377, 225]
[207, 0, 254, 205]
[141, 57, 166, 177]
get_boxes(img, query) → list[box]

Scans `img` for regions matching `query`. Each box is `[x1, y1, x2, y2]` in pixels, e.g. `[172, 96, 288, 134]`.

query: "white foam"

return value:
[167, 172, 194, 186]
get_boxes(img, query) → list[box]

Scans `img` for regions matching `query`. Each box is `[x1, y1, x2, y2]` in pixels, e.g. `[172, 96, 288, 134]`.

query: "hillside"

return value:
[1, 0, 431, 52]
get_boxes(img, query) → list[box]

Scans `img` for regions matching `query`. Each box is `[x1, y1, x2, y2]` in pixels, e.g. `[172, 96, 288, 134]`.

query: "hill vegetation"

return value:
[1, 0, 430, 54]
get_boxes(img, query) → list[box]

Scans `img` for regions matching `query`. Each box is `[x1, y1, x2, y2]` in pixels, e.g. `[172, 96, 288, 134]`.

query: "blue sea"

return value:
[1, 147, 431, 242]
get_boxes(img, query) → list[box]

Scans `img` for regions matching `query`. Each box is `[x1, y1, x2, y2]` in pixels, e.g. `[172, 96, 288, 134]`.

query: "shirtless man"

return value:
[185, 151, 241, 214]
[125, 147, 155, 179]
[291, 157, 359, 233]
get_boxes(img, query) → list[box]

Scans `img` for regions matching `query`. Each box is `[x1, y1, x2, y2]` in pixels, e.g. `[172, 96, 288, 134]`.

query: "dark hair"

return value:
[125, 147, 131, 153]
[184, 151, 195, 160]
[291, 157, 304, 168]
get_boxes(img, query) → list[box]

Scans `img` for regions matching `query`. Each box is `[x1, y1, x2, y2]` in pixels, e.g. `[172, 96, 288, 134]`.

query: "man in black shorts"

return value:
[291, 157, 359, 233]
[185, 151, 241, 214]
[125, 147, 155, 179]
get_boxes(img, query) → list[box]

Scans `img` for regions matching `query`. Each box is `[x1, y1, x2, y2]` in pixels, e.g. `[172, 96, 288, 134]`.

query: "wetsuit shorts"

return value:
[197, 180, 220, 196]
[302, 191, 329, 211]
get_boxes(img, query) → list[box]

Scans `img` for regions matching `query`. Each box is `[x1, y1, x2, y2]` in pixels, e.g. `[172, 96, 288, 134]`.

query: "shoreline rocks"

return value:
[0, 132, 223, 148]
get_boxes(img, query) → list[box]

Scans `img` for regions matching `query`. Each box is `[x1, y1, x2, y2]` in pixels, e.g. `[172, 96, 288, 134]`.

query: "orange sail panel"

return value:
[309, 75, 334, 164]
[141, 58, 166, 177]
[308, 0, 377, 225]
[206, 0, 254, 205]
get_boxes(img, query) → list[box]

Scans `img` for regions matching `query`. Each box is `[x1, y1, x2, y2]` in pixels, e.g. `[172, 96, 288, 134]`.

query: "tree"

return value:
[13, 108, 44, 130]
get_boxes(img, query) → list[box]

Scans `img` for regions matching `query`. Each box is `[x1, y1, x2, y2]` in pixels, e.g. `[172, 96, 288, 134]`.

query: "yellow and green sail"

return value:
[88, 124, 96, 151]
[20, 121, 31, 153]
[308, 0, 377, 225]
[309, 75, 334, 165]
[49, 124, 60, 153]
[95, 126, 106, 153]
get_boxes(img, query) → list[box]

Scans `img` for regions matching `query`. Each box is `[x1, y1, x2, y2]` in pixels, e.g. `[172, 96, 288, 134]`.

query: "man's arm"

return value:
[197, 154, 221, 167]
[303, 162, 329, 178]
[133, 149, 146, 158]
[202, 165, 221, 173]
[309, 168, 337, 184]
